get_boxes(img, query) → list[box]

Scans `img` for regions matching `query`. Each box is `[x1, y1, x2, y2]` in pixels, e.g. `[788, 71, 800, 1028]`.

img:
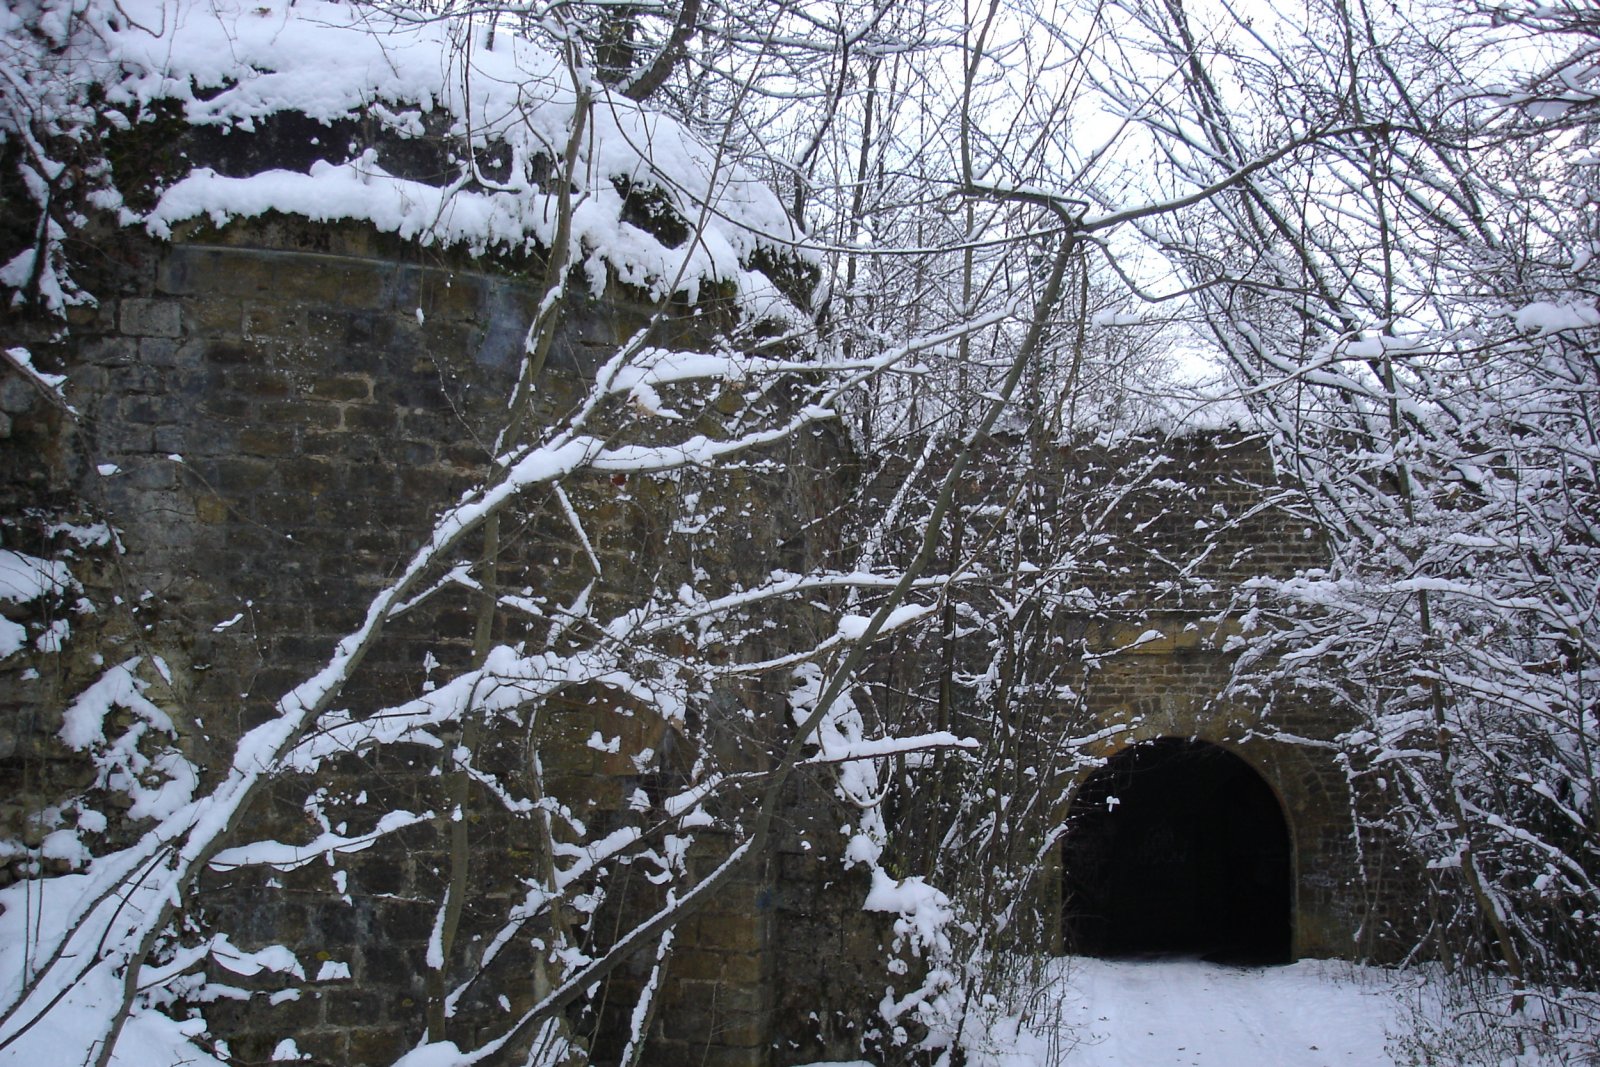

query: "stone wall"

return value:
[1048, 436, 1416, 960]
[0, 217, 887, 1067]
[0, 216, 1416, 1067]
[1049, 436, 1380, 959]
[1059, 614, 1387, 959]
[853, 432, 1416, 969]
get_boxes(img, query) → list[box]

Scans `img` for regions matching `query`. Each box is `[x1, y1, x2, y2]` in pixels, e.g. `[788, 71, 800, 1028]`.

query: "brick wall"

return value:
[852, 432, 1415, 970]
[0, 217, 885, 1066]
[0, 217, 1416, 1067]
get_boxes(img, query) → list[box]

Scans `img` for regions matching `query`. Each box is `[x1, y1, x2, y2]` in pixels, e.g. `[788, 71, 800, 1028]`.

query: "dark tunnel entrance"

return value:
[1062, 738, 1292, 964]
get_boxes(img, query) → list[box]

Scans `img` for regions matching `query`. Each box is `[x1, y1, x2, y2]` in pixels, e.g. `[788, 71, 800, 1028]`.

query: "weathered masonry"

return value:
[1059, 615, 1379, 963]
[1044, 436, 1388, 963]
[859, 435, 1405, 973]
[0, 219, 1401, 1066]
[0, 218, 898, 1067]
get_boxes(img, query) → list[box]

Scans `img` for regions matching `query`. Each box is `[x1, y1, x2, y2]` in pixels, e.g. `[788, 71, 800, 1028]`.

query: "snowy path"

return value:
[804, 957, 1413, 1067]
[1053, 956, 1404, 1066]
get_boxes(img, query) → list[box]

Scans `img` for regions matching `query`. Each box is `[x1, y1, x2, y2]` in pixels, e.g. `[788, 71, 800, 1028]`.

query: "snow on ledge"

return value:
[6, 0, 812, 317]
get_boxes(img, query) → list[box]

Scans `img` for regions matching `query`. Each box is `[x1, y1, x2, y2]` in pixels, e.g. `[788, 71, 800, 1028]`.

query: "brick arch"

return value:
[1059, 735, 1297, 962]
[1053, 608, 1374, 960]
[1083, 727, 1310, 913]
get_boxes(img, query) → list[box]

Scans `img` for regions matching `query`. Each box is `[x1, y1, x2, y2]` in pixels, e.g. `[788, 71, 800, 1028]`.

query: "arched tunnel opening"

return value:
[1062, 738, 1293, 964]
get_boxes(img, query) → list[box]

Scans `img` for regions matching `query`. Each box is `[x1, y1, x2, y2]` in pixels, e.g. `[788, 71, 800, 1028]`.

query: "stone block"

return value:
[398, 411, 461, 444]
[658, 990, 717, 1044]
[244, 301, 308, 341]
[98, 422, 154, 454]
[670, 949, 765, 985]
[343, 404, 398, 433]
[260, 989, 326, 1031]
[113, 363, 168, 395]
[120, 298, 183, 337]
[191, 391, 252, 422]
[325, 262, 387, 310]
[156, 247, 204, 295]
[321, 988, 392, 1027]
[195, 494, 230, 524]
[344, 855, 407, 897]
[205, 1030, 285, 1067]
[185, 297, 242, 336]
[204, 251, 283, 299]
[396, 466, 457, 501]
[253, 491, 315, 525]
[440, 441, 490, 470]
[122, 395, 181, 425]
[414, 272, 483, 322]
[64, 300, 116, 331]
[304, 598, 367, 633]
[201, 339, 260, 365]
[271, 402, 342, 430]
[81, 336, 137, 367]
[277, 457, 339, 496]
[138, 337, 183, 367]
[397, 441, 437, 467]
[388, 383, 462, 419]
[357, 942, 424, 988]
[293, 1028, 348, 1066]
[237, 428, 296, 456]
[306, 309, 377, 356]
[0, 378, 35, 415]
[692, 915, 765, 955]
[301, 430, 381, 463]
[126, 461, 178, 490]
[369, 896, 439, 944]
[310, 375, 373, 401]
[345, 1026, 409, 1065]
[153, 425, 186, 454]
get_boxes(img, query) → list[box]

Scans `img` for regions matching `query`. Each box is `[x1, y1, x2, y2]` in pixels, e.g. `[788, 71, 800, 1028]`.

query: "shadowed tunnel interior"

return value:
[1062, 738, 1292, 963]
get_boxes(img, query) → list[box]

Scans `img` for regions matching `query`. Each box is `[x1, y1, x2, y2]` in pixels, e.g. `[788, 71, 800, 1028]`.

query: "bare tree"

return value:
[1091, 0, 1600, 1054]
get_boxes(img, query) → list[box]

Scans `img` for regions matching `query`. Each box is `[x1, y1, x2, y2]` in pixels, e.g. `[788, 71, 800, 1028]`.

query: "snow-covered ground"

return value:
[1054, 957, 1401, 1066]
[809, 956, 1414, 1067]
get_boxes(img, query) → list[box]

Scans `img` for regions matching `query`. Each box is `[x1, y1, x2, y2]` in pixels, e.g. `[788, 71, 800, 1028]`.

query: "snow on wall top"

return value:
[2, 0, 809, 313]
